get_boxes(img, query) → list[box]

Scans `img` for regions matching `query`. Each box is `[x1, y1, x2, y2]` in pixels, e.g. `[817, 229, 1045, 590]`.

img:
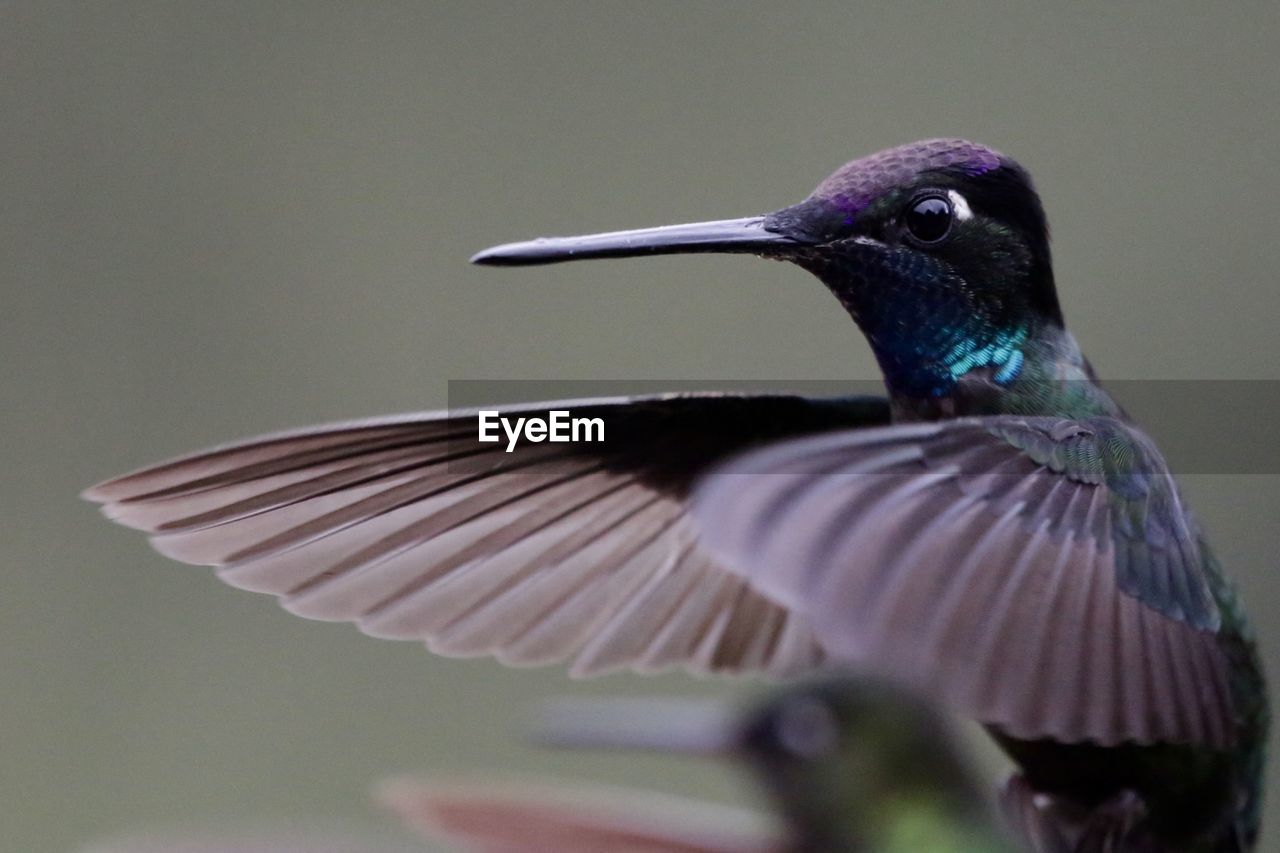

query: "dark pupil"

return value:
[907, 196, 952, 242]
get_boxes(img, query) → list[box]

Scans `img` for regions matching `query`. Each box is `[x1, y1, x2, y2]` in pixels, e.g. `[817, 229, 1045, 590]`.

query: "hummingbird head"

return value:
[473, 138, 1061, 401]
[738, 678, 988, 848]
[533, 678, 1005, 851]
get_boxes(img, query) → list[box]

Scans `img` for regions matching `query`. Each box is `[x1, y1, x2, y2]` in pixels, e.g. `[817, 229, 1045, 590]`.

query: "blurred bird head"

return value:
[538, 677, 1007, 852]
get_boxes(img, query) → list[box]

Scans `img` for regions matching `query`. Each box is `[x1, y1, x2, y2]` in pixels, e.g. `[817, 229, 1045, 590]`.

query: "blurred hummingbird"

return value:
[385, 677, 1024, 853]
[85, 139, 1266, 850]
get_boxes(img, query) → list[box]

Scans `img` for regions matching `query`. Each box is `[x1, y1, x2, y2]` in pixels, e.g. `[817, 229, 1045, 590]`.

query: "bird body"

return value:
[86, 139, 1267, 851]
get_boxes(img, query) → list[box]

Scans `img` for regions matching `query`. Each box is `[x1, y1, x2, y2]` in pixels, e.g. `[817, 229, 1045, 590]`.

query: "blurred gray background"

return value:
[6, 3, 1280, 850]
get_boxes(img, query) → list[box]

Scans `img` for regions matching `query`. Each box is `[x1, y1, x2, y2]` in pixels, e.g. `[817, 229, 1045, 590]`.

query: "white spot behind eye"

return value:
[947, 189, 973, 222]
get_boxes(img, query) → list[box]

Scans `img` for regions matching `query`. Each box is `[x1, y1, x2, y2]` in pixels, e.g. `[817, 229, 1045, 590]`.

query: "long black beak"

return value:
[471, 215, 803, 266]
[532, 697, 740, 756]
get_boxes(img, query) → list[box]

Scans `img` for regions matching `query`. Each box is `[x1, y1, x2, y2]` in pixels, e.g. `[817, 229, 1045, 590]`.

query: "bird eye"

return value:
[905, 195, 953, 244]
[772, 696, 839, 760]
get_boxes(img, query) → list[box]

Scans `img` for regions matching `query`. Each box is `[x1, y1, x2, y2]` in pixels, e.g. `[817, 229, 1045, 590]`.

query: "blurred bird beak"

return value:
[471, 216, 804, 266]
[532, 696, 740, 756]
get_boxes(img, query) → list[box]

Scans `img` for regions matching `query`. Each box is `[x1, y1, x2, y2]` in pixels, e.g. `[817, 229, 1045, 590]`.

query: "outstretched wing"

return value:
[378, 778, 783, 853]
[692, 415, 1235, 748]
[84, 393, 888, 677]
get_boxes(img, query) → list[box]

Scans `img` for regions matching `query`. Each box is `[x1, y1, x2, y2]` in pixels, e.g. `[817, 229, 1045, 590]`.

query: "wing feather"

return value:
[692, 416, 1235, 748]
[87, 393, 886, 677]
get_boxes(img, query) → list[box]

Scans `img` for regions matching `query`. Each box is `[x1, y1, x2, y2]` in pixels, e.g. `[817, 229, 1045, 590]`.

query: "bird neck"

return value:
[881, 321, 1126, 423]
[872, 798, 1015, 853]
[796, 250, 1120, 420]
[783, 779, 1011, 853]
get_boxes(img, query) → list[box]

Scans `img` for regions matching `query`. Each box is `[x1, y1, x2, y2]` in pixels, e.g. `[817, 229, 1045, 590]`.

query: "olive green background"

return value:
[6, 3, 1280, 851]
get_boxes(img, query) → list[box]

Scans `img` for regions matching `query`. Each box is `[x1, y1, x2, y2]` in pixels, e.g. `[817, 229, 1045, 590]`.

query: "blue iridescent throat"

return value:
[873, 323, 1027, 398]
[948, 327, 1027, 385]
[840, 253, 1029, 397]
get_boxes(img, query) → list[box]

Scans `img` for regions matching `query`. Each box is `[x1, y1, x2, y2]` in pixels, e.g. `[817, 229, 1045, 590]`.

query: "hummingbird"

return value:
[84, 139, 1266, 851]
[385, 677, 1024, 853]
